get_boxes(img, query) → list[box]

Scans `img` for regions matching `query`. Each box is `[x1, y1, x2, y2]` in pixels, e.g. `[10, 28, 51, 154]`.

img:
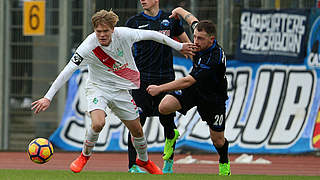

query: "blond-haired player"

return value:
[31, 9, 196, 174]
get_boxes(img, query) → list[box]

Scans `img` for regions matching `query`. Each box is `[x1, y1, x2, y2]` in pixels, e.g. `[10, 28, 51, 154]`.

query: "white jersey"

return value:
[44, 27, 183, 101]
[75, 27, 144, 89]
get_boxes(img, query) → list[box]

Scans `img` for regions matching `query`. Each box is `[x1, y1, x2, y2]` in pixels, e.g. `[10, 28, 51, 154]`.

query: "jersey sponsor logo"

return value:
[138, 24, 149, 29]
[92, 46, 140, 87]
[161, 19, 170, 27]
[71, 53, 83, 66]
[108, 62, 128, 72]
[117, 48, 124, 57]
[159, 30, 170, 37]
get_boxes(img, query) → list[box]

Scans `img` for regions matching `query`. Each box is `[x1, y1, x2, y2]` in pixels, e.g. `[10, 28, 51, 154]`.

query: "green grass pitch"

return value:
[1, 169, 320, 180]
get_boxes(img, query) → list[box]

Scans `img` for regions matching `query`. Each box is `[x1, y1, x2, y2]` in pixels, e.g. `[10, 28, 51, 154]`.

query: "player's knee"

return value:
[136, 128, 144, 137]
[92, 121, 105, 132]
[131, 128, 144, 137]
[211, 136, 225, 148]
[158, 104, 170, 115]
[159, 96, 180, 115]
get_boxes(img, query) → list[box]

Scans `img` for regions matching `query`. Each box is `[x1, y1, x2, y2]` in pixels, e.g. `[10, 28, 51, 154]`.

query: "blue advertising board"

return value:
[50, 9, 320, 154]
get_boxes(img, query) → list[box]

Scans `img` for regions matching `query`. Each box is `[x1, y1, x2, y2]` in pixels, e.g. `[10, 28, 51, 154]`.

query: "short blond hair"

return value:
[91, 9, 119, 29]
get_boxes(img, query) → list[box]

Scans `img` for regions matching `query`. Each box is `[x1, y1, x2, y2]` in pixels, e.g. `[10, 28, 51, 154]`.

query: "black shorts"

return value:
[170, 86, 227, 132]
[132, 80, 174, 117]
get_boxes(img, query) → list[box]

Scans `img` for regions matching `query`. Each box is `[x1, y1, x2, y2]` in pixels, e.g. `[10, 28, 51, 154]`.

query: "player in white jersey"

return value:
[31, 9, 196, 174]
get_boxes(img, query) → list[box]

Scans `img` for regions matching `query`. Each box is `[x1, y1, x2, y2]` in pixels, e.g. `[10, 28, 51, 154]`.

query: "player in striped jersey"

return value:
[125, 0, 191, 174]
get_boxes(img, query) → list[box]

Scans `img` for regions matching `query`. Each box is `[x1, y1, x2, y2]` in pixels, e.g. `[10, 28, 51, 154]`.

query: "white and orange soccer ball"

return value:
[27, 138, 54, 164]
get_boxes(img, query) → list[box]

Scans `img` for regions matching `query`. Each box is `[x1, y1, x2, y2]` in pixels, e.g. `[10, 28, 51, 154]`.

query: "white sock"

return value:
[82, 128, 99, 156]
[132, 136, 148, 162]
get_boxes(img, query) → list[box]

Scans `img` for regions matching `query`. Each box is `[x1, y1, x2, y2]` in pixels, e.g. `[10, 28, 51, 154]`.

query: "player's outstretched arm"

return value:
[136, 29, 197, 57]
[31, 61, 78, 114]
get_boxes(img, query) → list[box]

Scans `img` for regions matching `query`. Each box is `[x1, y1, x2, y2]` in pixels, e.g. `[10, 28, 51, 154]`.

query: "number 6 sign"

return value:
[23, 1, 45, 36]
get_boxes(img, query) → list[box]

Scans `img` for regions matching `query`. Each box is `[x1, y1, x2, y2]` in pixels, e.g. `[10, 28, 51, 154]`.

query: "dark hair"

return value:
[196, 20, 216, 37]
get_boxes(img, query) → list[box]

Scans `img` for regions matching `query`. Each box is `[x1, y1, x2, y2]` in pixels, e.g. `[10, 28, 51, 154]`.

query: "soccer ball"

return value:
[27, 138, 54, 164]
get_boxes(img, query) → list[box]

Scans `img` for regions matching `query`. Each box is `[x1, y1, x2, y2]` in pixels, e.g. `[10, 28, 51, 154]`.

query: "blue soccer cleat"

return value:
[162, 159, 174, 174]
[128, 164, 146, 173]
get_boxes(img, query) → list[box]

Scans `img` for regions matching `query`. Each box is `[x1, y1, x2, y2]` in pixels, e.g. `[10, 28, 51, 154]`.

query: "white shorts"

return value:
[86, 83, 139, 120]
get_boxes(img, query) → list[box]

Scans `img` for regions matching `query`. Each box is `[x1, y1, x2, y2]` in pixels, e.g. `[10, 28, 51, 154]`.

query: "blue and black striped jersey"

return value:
[190, 39, 228, 101]
[125, 10, 185, 82]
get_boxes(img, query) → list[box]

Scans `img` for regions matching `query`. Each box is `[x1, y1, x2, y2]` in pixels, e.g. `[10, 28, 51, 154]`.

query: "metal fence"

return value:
[0, 0, 318, 150]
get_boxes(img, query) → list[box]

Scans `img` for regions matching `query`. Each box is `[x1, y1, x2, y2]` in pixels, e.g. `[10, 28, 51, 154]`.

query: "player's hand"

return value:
[169, 7, 183, 19]
[31, 98, 51, 114]
[146, 85, 162, 96]
[180, 43, 196, 59]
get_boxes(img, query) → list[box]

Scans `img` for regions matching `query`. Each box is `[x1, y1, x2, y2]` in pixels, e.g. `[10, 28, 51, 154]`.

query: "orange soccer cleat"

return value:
[70, 153, 90, 173]
[136, 158, 163, 174]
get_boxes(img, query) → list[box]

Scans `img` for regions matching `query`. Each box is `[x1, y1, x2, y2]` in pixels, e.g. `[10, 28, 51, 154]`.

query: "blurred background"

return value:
[0, 0, 319, 154]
